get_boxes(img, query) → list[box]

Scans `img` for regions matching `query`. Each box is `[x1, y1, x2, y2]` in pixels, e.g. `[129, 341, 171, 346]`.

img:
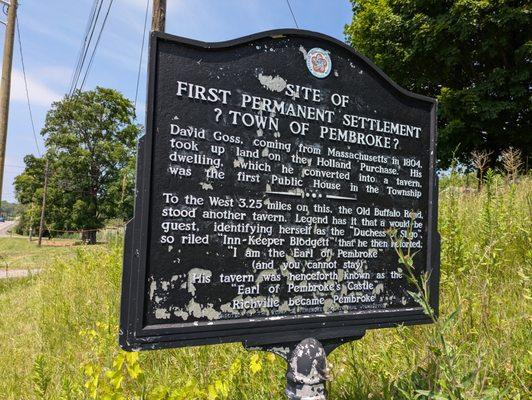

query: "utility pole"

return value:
[0, 0, 17, 211]
[28, 213, 33, 241]
[151, 0, 166, 32]
[37, 158, 49, 247]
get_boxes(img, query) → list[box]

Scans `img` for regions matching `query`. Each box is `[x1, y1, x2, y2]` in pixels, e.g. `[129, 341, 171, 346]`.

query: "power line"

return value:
[70, 0, 104, 95]
[70, 0, 107, 95]
[134, 0, 150, 108]
[68, 0, 101, 95]
[79, 0, 115, 91]
[15, 16, 41, 156]
[286, 0, 299, 29]
[69, 0, 100, 95]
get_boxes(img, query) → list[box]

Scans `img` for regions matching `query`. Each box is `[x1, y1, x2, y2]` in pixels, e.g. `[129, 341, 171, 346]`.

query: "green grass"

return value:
[0, 236, 103, 271]
[0, 275, 41, 397]
[0, 175, 530, 399]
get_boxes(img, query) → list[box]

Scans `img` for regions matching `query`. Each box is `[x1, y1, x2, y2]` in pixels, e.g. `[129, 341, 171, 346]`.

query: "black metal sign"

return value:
[120, 29, 439, 351]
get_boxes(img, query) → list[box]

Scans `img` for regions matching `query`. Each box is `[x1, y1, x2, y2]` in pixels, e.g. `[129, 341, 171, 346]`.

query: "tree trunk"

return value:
[476, 168, 482, 192]
[81, 229, 97, 244]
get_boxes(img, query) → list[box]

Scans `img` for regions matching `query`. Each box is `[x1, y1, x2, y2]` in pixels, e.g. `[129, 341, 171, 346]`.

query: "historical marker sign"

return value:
[120, 30, 439, 351]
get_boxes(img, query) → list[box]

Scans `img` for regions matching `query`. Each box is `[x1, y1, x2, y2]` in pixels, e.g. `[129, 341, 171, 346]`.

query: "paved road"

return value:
[0, 268, 42, 279]
[0, 220, 17, 236]
[0, 220, 39, 279]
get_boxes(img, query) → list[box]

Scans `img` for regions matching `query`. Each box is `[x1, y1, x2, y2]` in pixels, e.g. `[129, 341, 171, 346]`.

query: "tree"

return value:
[345, 0, 531, 168]
[13, 154, 47, 235]
[15, 87, 139, 243]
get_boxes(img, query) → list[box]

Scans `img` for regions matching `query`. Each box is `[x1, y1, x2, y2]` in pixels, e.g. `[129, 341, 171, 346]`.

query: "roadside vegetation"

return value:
[0, 172, 529, 399]
[0, 237, 79, 272]
[14, 87, 138, 244]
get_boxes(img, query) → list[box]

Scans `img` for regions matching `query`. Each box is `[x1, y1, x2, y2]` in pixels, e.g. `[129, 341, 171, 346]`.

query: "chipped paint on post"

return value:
[285, 338, 328, 400]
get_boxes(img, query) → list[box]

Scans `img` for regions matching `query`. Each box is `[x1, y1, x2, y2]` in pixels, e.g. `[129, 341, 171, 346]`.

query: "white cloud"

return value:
[11, 69, 62, 108]
[23, 14, 80, 49]
[37, 66, 72, 86]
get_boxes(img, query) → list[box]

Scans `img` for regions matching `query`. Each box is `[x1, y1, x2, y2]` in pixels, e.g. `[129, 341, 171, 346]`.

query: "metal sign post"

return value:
[247, 332, 365, 400]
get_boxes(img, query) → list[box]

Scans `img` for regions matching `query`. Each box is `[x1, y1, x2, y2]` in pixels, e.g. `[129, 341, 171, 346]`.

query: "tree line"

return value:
[345, 0, 530, 168]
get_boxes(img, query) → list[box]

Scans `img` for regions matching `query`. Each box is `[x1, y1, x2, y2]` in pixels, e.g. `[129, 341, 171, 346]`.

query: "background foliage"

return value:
[14, 87, 139, 242]
[345, 0, 531, 168]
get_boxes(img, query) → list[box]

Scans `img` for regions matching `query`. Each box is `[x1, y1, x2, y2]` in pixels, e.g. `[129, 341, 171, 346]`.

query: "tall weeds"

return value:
[0, 175, 530, 399]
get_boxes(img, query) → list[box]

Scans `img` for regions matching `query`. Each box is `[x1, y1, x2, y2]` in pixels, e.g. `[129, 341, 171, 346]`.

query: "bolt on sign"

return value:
[120, 30, 440, 351]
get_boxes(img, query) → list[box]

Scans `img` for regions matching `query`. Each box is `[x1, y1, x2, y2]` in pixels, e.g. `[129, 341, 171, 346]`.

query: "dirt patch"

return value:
[40, 240, 78, 247]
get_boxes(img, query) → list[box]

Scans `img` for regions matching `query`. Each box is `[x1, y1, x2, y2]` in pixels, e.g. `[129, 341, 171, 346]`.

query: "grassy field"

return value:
[0, 236, 89, 271]
[0, 174, 530, 399]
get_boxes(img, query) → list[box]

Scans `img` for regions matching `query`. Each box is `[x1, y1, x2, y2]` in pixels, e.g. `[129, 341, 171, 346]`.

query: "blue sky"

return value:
[1, 0, 353, 202]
